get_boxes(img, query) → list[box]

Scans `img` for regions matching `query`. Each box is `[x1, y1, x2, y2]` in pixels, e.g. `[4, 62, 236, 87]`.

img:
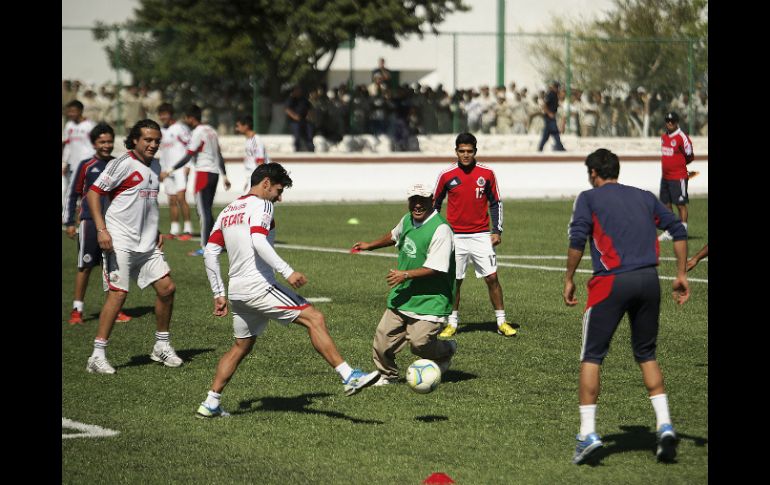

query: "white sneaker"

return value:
[658, 231, 673, 241]
[150, 343, 183, 367]
[87, 356, 116, 374]
[372, 376, 397, 387]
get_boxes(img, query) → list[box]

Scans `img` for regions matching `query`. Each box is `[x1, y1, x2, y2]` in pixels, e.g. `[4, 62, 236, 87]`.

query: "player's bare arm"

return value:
[353, 232, 396, 251]
[563, 247, 583, 306]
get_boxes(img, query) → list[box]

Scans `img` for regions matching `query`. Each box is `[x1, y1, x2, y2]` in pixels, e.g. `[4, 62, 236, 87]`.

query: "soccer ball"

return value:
[406, 359, 441, 394]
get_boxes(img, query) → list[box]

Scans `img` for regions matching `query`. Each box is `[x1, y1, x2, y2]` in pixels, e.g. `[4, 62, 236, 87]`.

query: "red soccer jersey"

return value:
[433, 161, 503, 234]
[660, 128, 693, 180]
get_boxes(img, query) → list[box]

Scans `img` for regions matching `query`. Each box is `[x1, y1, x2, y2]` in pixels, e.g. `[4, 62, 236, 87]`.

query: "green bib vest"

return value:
[387, 212, 455, 316]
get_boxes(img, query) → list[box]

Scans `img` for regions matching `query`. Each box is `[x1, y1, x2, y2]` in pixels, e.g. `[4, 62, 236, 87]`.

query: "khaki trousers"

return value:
[372, 308, 455, 379]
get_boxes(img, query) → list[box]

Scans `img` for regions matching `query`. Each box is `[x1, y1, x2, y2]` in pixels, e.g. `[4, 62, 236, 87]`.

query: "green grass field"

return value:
[61, 197, 708, 484]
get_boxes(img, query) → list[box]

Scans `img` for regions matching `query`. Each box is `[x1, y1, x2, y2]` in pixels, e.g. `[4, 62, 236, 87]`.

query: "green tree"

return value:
[94, 0, 468, 115]
[528, 0, 707, 99]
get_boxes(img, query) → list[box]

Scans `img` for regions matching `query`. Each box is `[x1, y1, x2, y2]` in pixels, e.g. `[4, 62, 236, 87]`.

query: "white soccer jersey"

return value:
[91, 151, 162, 253]
[244, 134, 270, 172]
[159, 121, 191, 172]
[187, 124, 221, 174]
[62, 119, 96, 170]
[205, 195, 291, 300]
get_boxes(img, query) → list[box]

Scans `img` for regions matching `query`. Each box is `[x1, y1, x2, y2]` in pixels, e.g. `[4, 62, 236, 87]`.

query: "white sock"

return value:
[170, 221, 180, 235]
[650, 394, 672, 429]
[335, 362, 353, 382]
[448, 311, 459, 327]
[183, 220, 193, 234]
[155, 331, 170, 346]
[73, 300, 84, 312]
[204, 390, 221, 409]
[579, 404, 597, 438]
[92, 339, 108, 359]
[495, 310, 507, 326]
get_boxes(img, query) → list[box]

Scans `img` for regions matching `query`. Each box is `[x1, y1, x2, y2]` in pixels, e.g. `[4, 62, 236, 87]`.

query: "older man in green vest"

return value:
[352, 183, 458, 386]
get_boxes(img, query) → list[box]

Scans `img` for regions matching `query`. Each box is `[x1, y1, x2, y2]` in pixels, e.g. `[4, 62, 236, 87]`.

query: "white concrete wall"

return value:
[156, 157, 708, 205]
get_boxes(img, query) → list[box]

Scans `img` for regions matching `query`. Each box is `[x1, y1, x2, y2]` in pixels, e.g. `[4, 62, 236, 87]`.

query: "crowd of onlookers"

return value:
[63, 76, 708, 151]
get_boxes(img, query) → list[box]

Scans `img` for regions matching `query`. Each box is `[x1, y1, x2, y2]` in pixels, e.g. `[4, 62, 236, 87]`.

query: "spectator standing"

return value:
[285, 85, 315, 152]
[538, 81, 566, 151]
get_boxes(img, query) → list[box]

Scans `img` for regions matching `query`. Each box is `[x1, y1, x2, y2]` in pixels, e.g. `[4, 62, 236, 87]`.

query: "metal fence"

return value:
[62, 25, 707, 138]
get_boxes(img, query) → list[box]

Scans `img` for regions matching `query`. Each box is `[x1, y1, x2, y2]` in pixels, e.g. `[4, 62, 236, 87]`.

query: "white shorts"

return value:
[102, 247, 171, 292]
[230, 284, 310, 338]
[454, 233, 497, 279]
[163, 169, 187, 195]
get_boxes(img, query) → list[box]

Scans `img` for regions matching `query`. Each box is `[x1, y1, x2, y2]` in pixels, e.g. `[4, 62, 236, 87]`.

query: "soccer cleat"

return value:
[86, 356, 116, 374]
[439, 325, 457, 338]
[115, 311, 132, 323]
[572, 432, 603, 464]
[187, 248, 204, 256]
[196, 403, 231, 419]
[343, 369, 380, 396]
[658, 231, 673, 241]
[656, 423, 678, 462]
[68, 309, 84, 325]
[497, 321, 517, 337]
[177, 233, 193, 241]
[150, 343, 184, 367]
[163, 233, 176, 240]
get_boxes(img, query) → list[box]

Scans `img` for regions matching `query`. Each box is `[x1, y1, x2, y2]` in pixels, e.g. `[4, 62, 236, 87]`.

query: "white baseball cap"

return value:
[407, 183, 433, 198]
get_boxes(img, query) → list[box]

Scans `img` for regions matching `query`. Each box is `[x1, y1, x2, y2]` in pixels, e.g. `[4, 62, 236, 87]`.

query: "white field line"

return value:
[276, 243, 708, 284]
[306, 297, 332, 303]
[62, 418, 120, 439]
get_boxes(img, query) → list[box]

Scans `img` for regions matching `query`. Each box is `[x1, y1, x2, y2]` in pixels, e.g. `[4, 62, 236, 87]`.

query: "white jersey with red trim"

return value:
[160, 121, 191, 172]
[206, 195, 289, 300]
[90, 151, 162, 253]
[187, 123, 221, 174]
[244, 134, 270, 172]
[62, 119, 96, 170]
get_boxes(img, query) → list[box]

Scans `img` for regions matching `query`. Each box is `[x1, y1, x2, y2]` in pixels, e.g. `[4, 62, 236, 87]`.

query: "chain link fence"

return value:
[63, 25, 706, 139]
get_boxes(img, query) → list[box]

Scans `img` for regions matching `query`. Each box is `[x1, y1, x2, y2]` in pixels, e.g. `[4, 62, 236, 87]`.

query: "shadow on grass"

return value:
[415, 415, 449, 423]
[117, 348, 215, 369]
[85, 305, 155, 323]
[441, 369, 477, 384]
[580, 425, 709, 467]
[233, 393, 384, 424]
[455, 321, 522, 334]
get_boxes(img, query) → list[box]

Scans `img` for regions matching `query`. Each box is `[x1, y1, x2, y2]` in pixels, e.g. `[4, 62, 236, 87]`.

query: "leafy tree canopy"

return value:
[94, 0, 468, 107]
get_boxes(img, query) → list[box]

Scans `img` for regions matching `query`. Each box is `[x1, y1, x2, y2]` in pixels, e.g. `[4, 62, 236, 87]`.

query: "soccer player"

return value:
[62, 100, 96, 208]
[160, 104, 231, 256]
[85, 119, 182, 374]
[564, 148, 689, 465]
[235, 115, 270, 193]
[158, 103, 194, 240]
[658, 111, 694, 241]
[352, 183, 458, 386]
[196, 162, 380, 417]
[63, 123, 132, 325]
[433, 132, 516, 338]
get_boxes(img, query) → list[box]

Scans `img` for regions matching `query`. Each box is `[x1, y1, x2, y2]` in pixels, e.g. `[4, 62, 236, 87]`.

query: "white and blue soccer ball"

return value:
[406, 359, 441, 394]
